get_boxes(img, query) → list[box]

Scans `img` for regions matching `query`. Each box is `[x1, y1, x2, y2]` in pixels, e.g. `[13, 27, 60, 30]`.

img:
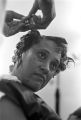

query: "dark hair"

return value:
[12, 30, 74, 75]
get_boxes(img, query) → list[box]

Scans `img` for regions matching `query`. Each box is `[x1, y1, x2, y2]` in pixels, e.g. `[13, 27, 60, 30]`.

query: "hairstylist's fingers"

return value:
[21, 16, 30, 23]
[19, 23, 30, 32]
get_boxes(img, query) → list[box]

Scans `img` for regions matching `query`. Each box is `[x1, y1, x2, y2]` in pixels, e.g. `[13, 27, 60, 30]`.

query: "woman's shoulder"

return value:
[0, 95, 27, 120]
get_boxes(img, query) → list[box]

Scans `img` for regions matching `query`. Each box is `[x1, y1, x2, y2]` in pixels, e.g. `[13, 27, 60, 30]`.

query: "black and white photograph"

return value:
[0, 0, 81, 120]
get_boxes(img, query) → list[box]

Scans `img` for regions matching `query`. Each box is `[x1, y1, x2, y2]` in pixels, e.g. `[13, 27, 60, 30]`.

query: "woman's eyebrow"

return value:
[35, 48, 50, 54]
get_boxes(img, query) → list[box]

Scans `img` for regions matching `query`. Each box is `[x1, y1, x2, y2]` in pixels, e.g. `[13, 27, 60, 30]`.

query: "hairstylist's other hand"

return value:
[68, 108, 81, 120]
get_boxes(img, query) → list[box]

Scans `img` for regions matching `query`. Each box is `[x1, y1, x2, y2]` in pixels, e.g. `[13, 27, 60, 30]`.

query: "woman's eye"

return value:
[38, 52, 47, 60]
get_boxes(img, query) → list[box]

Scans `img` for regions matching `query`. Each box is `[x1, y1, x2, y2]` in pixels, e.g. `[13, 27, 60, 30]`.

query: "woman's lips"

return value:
[33, 73, 45, 82]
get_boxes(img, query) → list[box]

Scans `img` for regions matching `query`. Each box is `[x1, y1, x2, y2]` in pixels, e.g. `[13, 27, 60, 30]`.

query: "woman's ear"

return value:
[9, 64, 14, 72]
[17, 56, 22, 68]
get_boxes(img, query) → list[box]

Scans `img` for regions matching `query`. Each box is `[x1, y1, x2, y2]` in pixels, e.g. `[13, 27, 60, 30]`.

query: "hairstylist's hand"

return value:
[3, 10, 28, 37]
[5, 10, 24, 22]
[68, 108, 81, 120]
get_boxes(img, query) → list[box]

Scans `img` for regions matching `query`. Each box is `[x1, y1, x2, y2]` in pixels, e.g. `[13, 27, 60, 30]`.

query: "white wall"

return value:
[0, 0, 81, 120]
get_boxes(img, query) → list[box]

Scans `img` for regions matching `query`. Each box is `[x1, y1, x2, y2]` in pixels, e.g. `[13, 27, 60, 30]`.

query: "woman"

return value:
[0, 30, 73, 120]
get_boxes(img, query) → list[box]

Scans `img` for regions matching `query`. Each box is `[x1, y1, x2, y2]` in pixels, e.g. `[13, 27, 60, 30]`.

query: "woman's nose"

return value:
[39, 63, 50, 75]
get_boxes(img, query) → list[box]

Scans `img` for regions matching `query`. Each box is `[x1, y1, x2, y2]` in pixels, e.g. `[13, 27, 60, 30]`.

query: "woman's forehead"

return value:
[33, 38, 62, 53]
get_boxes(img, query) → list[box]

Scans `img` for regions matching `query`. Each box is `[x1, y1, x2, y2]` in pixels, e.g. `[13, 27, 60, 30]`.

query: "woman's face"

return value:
[17, 38, 61, 92]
